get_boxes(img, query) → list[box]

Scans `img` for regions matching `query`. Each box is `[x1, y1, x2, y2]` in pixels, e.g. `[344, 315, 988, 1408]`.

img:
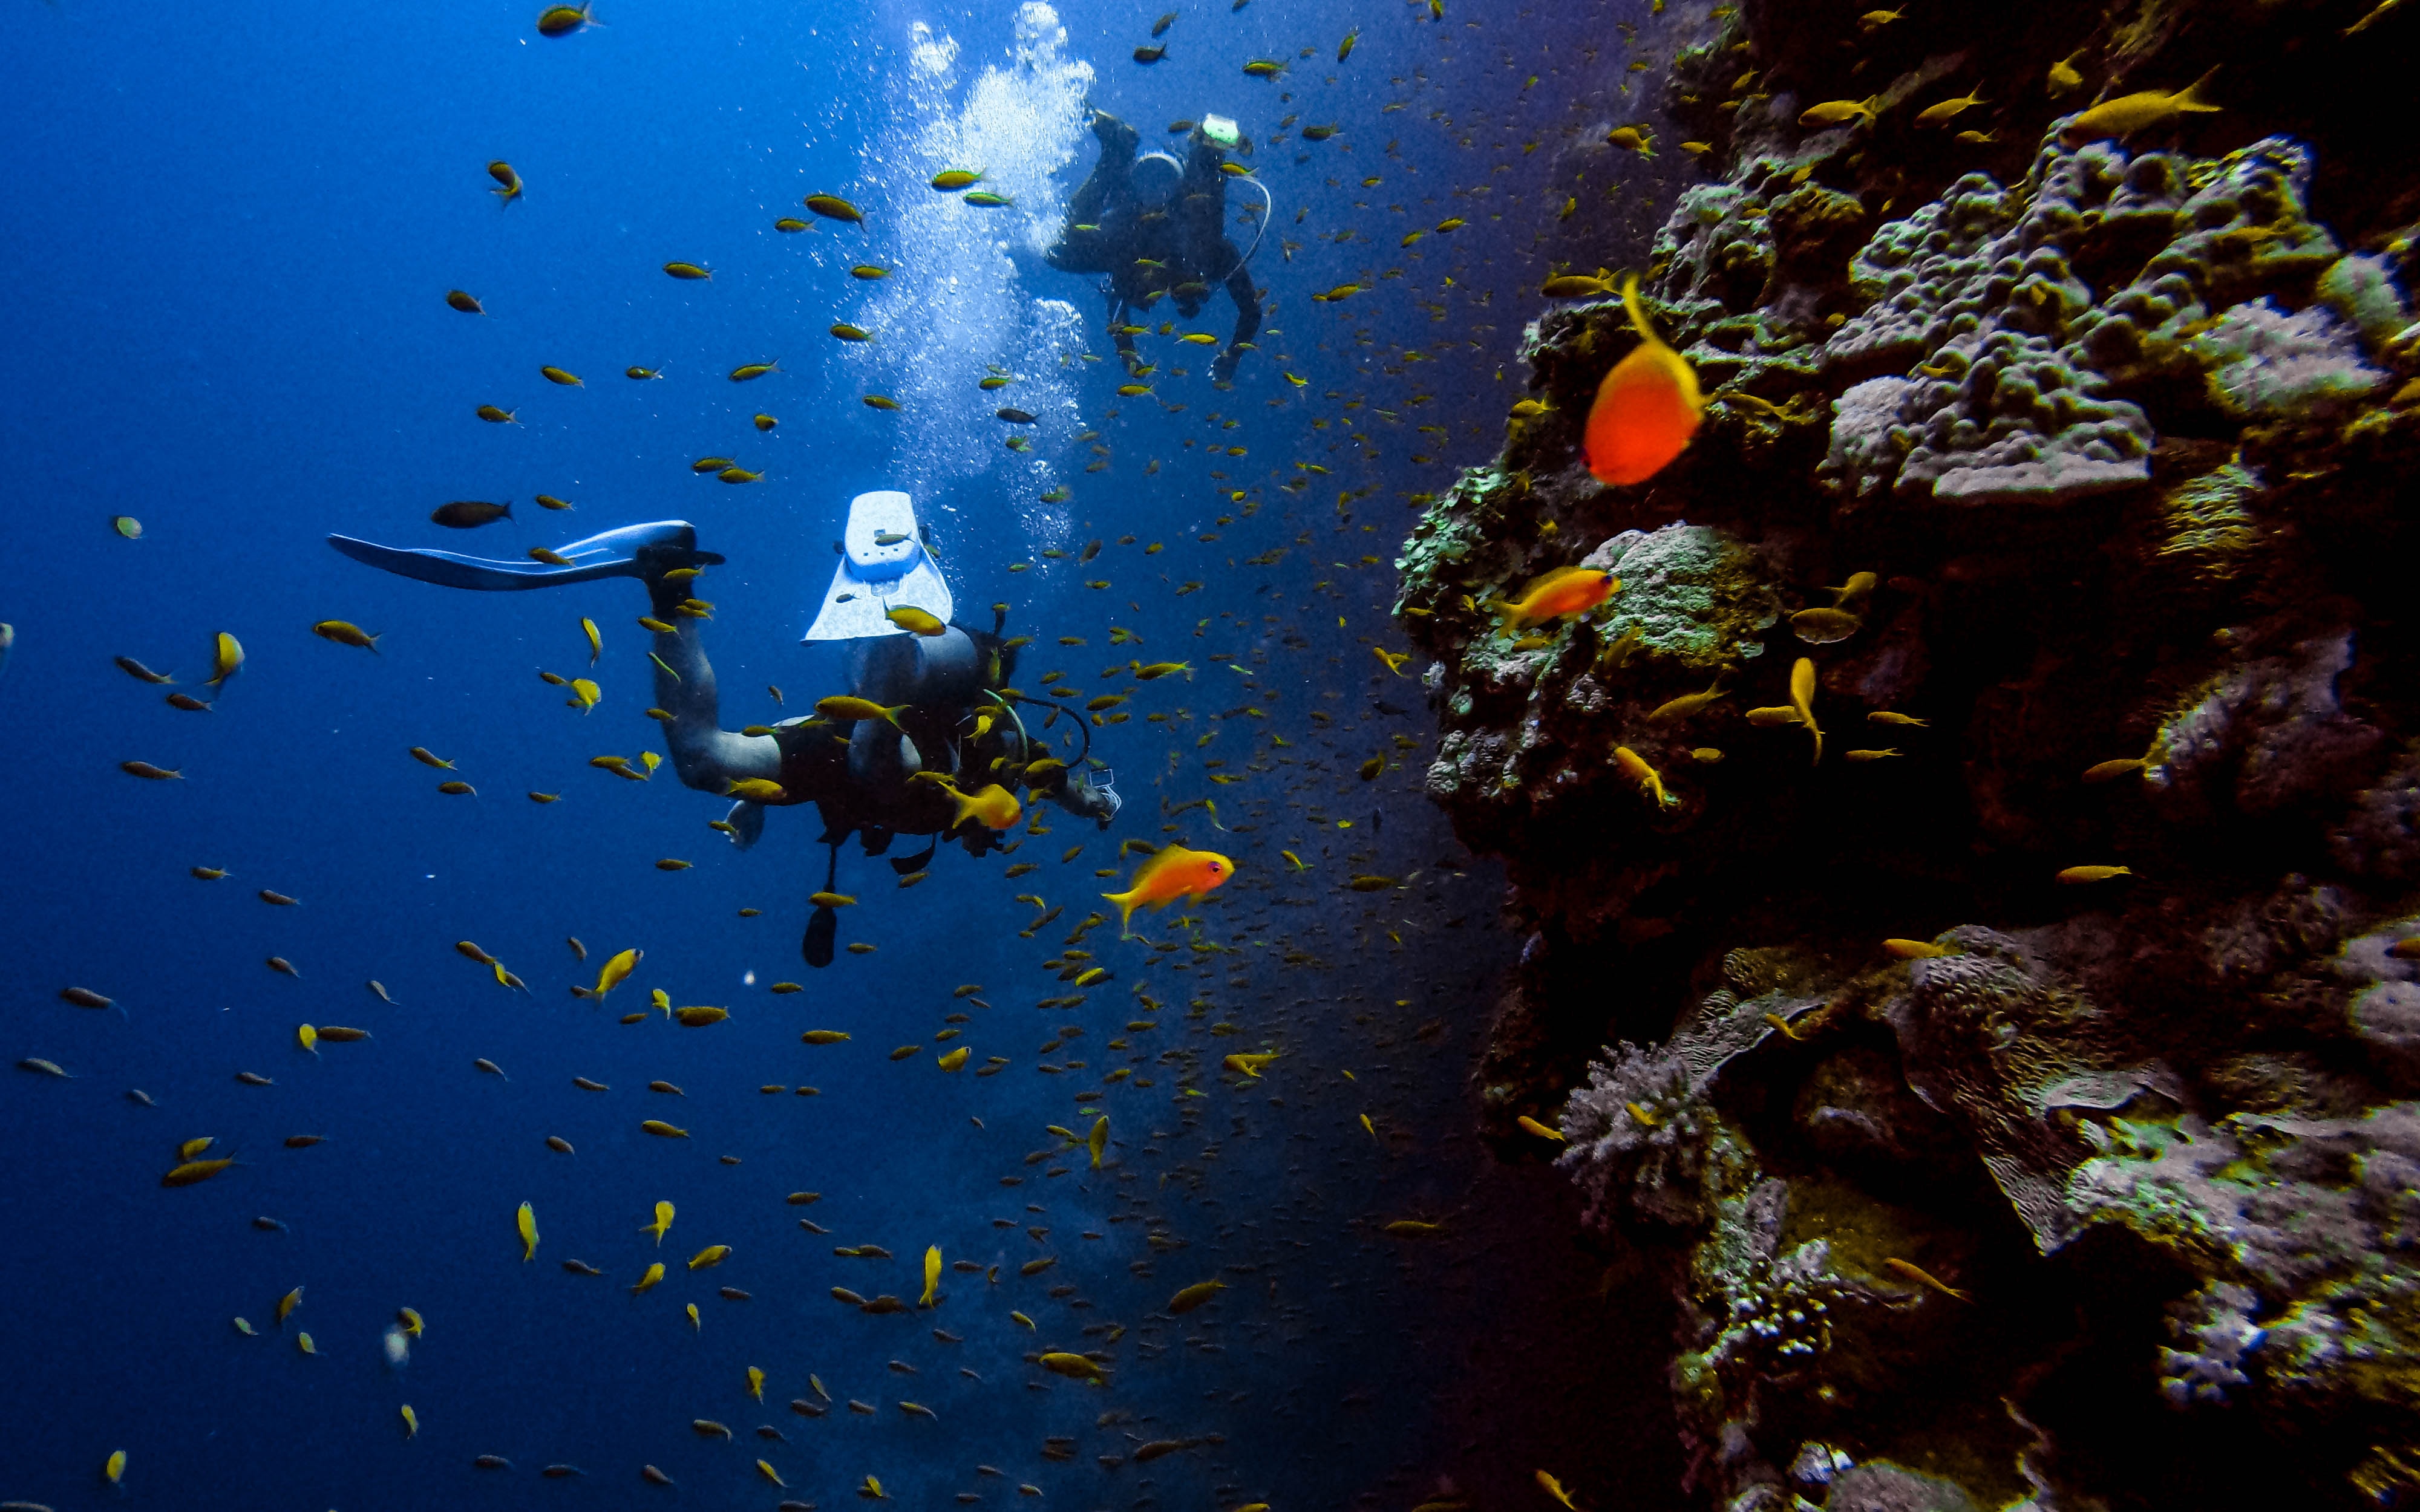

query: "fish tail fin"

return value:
[2177, 65, 2222, 110]
[1102, 889, 1140, 935]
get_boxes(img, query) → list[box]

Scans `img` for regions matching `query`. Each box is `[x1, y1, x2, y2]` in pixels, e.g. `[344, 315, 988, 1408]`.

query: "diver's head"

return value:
[1130, 152, 1182, 209]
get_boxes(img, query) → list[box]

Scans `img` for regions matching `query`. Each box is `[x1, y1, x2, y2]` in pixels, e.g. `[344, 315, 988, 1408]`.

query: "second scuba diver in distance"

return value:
[1047, 108, 1266, 386]
[327, 492, 1122, 965]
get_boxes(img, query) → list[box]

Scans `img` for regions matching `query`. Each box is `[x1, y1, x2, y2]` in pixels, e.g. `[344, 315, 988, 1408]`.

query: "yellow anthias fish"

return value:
[516, 1201, 538, 1262]
[1790, 657, 1821, 762]
[886, 605, 947, 636]
[1646, 681, 1730, 722]
[1037, 1352, 1105, 1384]
[1537, 1469, 1579, 1508]
[1223, 1051, 1280, 1078]
[726, 777, 788, 803]
[1613, 746, 1676, 809]
[2058, 68, 2219, 145]
[208, 631, 245, 687]
[1798, 95, 1881, 128]
[296, 1023, 319, 1055]
[1087, 1116, 1108, 1170]
[398, 1307, 424, 1337]
[312, 619, 380, 651]
[687, 1244, 731, 1270]
[643, 1200, 674, 1244]
[2056, 864, 2134, 884]
[594, 947, 641, 999]
[106, 1449, 126, 1484]
[816, 695, 909, 728]
[401, 1404, 419, 1438]
[940, 781, 1022, 830]
[568, 677, 601, 714]
[1104, 844, 1234, 934]
[921, 1245, 942, 1308]
[581, 617, 601, 665]
[632, 1262, 666, 1294]
[748, 1365, 766, 1401]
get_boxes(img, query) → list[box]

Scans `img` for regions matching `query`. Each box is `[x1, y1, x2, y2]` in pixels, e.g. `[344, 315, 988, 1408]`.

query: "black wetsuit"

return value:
[734, 631, 1107, 859]
[1047, 123, 1263, 381]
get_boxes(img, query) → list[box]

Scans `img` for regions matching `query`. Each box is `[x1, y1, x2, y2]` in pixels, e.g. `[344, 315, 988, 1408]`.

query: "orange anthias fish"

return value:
[1104, 844, 1234, 934]
[1584, 273, 1703, 486]
[1492, 567, 1618, 634]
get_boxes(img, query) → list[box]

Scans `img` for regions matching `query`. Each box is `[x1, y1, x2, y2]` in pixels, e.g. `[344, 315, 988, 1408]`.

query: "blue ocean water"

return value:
[1, 1, 1689, 1507]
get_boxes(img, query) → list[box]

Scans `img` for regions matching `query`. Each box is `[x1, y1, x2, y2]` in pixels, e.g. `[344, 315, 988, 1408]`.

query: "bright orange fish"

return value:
[1103, 844, 1234, 934]
[1584, 273, 1702, 485]
[1493, 567, 1617, 634]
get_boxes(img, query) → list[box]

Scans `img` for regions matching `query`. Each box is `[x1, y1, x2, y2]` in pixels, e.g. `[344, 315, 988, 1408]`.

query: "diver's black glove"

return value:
[636, 539, 716, 619]
[1090, 110, 1139, 157]
[1209, 349, 1240, 386]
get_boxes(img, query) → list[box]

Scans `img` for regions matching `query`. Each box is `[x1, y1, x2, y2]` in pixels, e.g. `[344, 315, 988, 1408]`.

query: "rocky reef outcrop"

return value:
[1399, 1, 2420, 1506]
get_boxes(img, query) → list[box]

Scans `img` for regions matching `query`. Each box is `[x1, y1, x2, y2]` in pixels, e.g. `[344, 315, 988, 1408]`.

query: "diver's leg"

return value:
[643, 567, 783, 795]
[1047, 113, 1139, 272]
[1212, 256, 1262, 385]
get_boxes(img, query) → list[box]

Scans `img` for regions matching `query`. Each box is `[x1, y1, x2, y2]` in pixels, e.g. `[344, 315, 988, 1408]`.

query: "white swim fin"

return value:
[801, 490, 954, 642]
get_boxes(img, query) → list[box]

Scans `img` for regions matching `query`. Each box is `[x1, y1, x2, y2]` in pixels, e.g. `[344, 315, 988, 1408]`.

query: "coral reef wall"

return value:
[1397, 0, 2420, 1506]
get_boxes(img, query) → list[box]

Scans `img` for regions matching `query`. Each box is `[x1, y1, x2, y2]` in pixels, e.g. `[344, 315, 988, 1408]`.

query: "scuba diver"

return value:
[1047, 109, 1267, 385]
[328, 492, 1121, 965]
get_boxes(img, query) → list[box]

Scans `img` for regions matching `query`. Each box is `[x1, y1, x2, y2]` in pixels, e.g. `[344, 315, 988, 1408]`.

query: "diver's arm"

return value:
[646, 581, 782, 793]
[1213, 260, 1262, 383]
[1048, 767, 1122, 830]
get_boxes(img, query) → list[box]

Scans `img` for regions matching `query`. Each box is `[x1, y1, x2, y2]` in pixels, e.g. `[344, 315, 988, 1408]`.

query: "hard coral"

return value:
[1819, 132, 2363, 507]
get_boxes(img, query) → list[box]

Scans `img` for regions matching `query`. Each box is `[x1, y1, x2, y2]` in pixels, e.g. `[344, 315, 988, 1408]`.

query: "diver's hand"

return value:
[1090, 110, 1139, 156]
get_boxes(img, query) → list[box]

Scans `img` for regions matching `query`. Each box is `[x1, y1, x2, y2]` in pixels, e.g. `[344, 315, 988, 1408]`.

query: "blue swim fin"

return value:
[328, 520, 722, 590]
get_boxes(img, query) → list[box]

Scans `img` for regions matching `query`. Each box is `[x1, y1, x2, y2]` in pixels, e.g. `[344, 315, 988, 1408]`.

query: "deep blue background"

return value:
[1, 1, 1693, 1507]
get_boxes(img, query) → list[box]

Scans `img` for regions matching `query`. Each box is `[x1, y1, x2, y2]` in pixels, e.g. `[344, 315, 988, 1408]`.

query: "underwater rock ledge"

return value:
[1397, 2, 2420, 1507]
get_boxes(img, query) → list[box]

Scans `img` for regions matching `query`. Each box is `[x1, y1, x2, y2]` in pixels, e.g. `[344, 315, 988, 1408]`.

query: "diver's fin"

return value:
[725, 800, 765, 852]
[329, 521, 722, 591]
[802, 491, 953, 641]
[802, 907, 837, 968]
